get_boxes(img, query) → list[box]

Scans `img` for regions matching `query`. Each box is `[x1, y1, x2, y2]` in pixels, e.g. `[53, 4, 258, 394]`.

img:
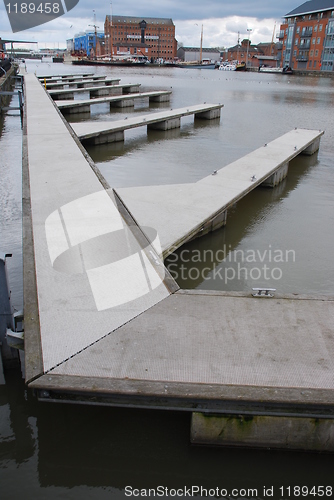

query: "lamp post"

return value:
[246, 28, 252, 68]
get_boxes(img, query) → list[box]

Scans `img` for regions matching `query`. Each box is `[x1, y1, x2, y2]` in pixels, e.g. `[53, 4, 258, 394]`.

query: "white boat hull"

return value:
[219, 64, 236, 71]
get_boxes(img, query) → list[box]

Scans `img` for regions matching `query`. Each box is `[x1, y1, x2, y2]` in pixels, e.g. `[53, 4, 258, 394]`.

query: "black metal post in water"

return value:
[0, 254, 17, 361]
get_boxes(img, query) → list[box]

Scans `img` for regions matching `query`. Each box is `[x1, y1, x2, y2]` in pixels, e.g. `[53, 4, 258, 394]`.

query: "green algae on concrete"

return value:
[191, 412, 334, 451]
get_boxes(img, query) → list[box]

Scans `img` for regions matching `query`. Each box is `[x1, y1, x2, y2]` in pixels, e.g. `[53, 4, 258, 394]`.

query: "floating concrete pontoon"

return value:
[23, 73, 174, 377]
[71, 103, 223, 144]
[39, 75, 106, 84]
[23, 73, 334, 452]
[37, 73, 94, 80]
[43, 77, 123, 90]
[116, 128, 324, 258]
[48, 82, 139, 100]
[55, 90, 172, 114]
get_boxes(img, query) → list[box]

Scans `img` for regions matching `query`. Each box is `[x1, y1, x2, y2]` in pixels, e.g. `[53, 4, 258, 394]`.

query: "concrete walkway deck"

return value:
[24, 73, 173, 376]
[37, 73, 94, 79]
[116, 128, 324, 258]
[71, 103, 223, 144]
[55, 90, 172, 114]
[39, 74, 106, 84]
[43, 77, 123, 90]
[32, 290, 334, 403]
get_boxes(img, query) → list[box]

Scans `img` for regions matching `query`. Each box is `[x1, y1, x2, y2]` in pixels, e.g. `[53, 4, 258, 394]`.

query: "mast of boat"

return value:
[237, 31, 240, 62]
[88, 10, 99, 58]
[108, 2, 113, 59]
[271, 22, 276, 65]
[200, 24, 203, 63]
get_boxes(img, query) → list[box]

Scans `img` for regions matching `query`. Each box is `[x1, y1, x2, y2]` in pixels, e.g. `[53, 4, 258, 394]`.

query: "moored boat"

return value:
[178, 62, 216, 69]
[72, 57, 148, 67]
[219, 62, 236, 71]
[53, 56, 64, 63]
[259, 65, 293, 74]
[235, 61, 246, 71]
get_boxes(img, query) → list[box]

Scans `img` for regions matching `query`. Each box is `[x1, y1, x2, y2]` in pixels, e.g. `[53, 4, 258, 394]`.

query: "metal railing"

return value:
[0, 74, 24, 117]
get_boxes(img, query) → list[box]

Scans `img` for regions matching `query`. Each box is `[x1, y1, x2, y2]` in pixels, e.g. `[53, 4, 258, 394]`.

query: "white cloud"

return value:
[176, 16, 281, 48]
[0, 7, 281, 51]
[225, 19, 249, 35]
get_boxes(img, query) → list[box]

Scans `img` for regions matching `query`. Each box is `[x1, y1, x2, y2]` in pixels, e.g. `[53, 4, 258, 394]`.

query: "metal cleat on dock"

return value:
[252, 287, 276, 297]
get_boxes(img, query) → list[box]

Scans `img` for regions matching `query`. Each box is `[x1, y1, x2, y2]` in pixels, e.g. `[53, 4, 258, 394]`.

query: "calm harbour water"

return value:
[0, 60, 334, 498]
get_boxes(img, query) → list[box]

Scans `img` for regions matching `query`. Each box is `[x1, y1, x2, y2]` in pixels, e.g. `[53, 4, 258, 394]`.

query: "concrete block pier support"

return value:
[63, 105, 91, 115]
[302, 137, 321, 155]
[148, 117, 181, 131]
[110, 99, 135, 108]
[195, 108, 221, 120]
[90, 87, 122, 98]
[53, 92, 74, 100]
[78, 81, 101, 89]
[89, 130, 125, 145]
[123, 85, 140, 94]
[189, 209, 228, 242]
[191, 412, 334, 452]
[262, 162, 289, 187]
[149, 94, 171, 103]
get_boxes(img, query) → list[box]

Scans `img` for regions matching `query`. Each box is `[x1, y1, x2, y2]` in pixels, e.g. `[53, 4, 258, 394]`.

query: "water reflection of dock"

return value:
[22, 72, 334, 452]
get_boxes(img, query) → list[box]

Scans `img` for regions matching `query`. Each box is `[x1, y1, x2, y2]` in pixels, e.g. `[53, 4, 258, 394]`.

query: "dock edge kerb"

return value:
[22, 76, 44, 383]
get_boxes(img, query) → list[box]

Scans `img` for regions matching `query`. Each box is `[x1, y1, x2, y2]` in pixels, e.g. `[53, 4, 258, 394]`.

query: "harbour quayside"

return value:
[72, 55, 149, 66]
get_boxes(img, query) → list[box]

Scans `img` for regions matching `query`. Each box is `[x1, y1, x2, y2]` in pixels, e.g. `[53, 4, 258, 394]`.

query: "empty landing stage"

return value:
[55, 90, 172, 114]
[23, 73, 334, 451]
[71, 103, 224, 144]
[116, 128, 324, 258]
[48, 83, 139, 100]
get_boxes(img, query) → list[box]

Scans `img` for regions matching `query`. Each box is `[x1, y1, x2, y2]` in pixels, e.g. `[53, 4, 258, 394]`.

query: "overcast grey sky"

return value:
[0, 0, 300, 48]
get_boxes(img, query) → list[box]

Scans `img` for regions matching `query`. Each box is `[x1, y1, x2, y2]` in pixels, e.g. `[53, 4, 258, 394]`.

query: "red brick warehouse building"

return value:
[279, 0, 334, 72]
[104, 15, 178, 62]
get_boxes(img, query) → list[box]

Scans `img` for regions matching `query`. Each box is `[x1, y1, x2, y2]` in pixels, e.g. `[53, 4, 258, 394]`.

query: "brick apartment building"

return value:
[104, 15, 177, 62]
[279, 0, 334, 71]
